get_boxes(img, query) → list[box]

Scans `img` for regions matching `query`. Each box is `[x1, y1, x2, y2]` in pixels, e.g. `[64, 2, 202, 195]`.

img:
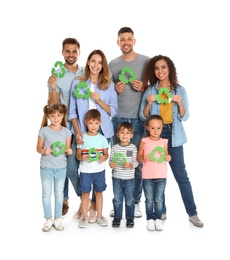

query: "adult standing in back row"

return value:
[109, 27, 150, 217]
[47, 38, 84, 216]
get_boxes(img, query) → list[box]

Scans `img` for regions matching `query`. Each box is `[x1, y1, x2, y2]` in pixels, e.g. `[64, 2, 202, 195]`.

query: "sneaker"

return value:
[88, 209, 97, 223]
[42, 218, 53, 232]
[112, 218, 121, 228]
[96, 216, 108, 227]
[155, 219, 163, 231]
[110, 209, 114, 217]
[134, 203, 142, 218]
[53, 218, 64, 231]
[189, 215, 204, 227]
[62, 201, 69, 216]
[78, 217, 88, 228]
[161, 213, 167, 221]
[126, 218, 134, 228]
[73, 203, 82, 219]
[147, 219, 155, 231]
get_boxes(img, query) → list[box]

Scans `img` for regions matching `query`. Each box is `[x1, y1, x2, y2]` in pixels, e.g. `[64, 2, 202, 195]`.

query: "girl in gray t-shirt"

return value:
[36, 103, 72, 232]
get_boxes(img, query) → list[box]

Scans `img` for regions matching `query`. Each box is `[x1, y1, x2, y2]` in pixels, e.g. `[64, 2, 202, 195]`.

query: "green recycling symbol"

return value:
[52, 141, 66, 156]
[119, 67, 137, 83]
[156, 88, 172, 104]
[88, 148, 101, 162]
[149, 146, 165, 163]
[112, 152, 126, 165]
[51, 61, 66, 78]
[74, 82, 91, 99]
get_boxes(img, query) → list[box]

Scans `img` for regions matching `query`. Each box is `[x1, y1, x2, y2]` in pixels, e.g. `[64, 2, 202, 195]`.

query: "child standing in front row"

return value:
[109, 122, 138, 228]
[137, 115, 171, 231]
[76, 109, 109, 228]
[37, 103, 73, 232]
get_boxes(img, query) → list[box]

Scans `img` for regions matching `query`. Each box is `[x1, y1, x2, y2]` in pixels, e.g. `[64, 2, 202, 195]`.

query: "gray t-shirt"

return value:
[109, 54, 149, 118]
[39, 126, 72, 168]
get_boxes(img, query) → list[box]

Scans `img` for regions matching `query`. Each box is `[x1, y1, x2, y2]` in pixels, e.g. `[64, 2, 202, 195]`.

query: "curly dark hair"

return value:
[143, 55, 179, 93]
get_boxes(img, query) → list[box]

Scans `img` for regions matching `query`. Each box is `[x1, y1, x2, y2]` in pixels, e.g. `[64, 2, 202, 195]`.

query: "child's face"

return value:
[85, 118, 101, 134]
[146, 119, 163, 138]
[117, 127, 133, 143]
[48, 111, 64, 126]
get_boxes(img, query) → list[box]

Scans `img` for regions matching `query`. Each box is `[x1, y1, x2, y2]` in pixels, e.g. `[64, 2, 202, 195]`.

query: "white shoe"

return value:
[161, 214, 167, 220]
[96, 216, 108, 227]
[42, 218, 53, 232]
[134, 203, 142, 218]
[78, 217, 88, 228]
[155, 219, 163, 231]
[53, 218, 64, 231]
[147, 219, 155, 231]
[110, 209, 114, 217]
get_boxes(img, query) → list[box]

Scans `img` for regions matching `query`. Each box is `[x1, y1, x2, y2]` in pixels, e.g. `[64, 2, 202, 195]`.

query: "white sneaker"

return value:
[53, 218, 64, 231]
[161, 214, 167, 220]
[134, 203, 142, 218]
[155, 219, 163, 231]
[96, 216, 108, 227]
[78, 217, 88, 228]
[147, 219, 155, 231]
[110, 209, 114, 217]
[42, 218, 53, 232]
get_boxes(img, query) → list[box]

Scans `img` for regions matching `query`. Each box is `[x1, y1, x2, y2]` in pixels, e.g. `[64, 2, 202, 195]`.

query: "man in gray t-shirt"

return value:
[109, 27, 150, 218]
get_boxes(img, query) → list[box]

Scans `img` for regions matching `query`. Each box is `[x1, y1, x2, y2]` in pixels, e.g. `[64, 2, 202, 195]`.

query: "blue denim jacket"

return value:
[139, 82, 189, 147]
[68, 78, 117, 138]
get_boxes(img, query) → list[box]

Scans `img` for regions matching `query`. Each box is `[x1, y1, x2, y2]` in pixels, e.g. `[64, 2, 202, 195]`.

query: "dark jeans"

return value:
[112, 117, 145, 203]
[161, 124, 197, 217]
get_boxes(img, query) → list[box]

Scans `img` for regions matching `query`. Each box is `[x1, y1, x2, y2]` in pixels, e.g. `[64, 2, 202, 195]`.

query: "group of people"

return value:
[36, 27, 204, 233]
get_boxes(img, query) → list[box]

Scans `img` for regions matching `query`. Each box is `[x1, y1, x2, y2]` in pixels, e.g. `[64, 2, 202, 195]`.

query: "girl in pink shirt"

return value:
[137, 115, 171, 231]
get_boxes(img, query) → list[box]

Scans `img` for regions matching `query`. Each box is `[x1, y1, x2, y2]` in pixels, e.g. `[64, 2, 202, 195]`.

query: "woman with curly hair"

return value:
[139, 55, 203, 228]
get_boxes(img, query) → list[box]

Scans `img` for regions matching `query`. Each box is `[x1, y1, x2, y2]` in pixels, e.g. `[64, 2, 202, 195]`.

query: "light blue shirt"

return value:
[139, 81, 189, 147]
[68, 78, 118, 138]
[48, 65, 84, 129]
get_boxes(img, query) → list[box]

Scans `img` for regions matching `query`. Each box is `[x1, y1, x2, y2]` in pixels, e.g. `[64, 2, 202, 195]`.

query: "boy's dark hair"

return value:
[85, 109, 101, 121]
[118, 27, 134, 36]
[62, 38, 80, 50]
[117, 122, 133, 133]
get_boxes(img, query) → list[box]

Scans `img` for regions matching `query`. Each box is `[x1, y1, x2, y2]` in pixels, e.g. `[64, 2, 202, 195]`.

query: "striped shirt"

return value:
[109, 143, 138, 180]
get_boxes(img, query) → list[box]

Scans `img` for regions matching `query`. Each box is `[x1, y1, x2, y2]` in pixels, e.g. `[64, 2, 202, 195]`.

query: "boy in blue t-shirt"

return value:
[76, 109, 109, 228]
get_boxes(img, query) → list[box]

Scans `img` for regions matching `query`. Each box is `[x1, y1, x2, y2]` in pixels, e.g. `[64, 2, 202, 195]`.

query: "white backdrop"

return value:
[1, 0, 229, 259]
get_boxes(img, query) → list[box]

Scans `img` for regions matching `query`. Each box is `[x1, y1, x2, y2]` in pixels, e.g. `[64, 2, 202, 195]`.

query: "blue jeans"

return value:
[40, 166, 66, 219]
[143, 178, 166, 220]
[112, 177, 135, 219]
[65, 135, 81, 200]
[161, 124, 197, 217]
[112, 117, 144, 203]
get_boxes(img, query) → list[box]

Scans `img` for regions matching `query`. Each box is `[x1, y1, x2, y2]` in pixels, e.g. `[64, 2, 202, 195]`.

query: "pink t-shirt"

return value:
[141, 137, 169, 179]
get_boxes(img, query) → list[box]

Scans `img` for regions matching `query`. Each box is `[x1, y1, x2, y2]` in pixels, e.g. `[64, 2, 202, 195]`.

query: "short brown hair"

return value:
[85, 109, 101, 121]
[117, 122, 133, 133]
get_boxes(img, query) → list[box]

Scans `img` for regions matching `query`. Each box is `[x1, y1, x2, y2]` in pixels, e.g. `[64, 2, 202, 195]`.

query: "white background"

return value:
[1, 0, 229, 259]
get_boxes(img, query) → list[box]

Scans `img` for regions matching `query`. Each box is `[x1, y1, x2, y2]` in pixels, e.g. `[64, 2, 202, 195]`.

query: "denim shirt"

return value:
[139, 82, 189, 147]
[68, 78, 117, 138]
